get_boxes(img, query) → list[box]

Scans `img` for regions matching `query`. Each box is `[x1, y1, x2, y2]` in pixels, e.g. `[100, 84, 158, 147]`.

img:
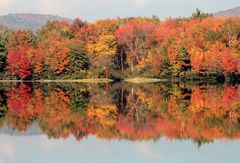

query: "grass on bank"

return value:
[124, 77, 167, 83]
[0, 78, 114, 83]
[0, 77, 168, 83]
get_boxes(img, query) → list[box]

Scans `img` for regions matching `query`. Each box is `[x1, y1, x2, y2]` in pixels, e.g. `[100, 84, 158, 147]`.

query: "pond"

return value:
[0, 82, 240, 163]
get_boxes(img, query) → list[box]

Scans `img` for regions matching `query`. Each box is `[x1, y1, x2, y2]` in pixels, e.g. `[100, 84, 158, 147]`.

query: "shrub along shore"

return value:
[0, 9, 240, 82]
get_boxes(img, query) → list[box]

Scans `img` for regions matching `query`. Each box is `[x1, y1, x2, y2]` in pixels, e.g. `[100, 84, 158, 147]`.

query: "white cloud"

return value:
[0, 138, 16, 163]
[37, 0, 111, 18]
[0, 0, 12, 12]
[135, 142, 160, 159]
[40, 136, 66, 150]
[38, 0, 65, 15]
[134, 0, 149, 8]
[0, 0, 12, 7]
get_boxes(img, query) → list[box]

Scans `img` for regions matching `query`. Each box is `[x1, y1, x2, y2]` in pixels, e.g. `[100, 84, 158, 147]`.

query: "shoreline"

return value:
[0, 77, 235, 83]
[0, 78, 114, 83]
[124, 78, 169, 83]
[0, 78, 167, 83]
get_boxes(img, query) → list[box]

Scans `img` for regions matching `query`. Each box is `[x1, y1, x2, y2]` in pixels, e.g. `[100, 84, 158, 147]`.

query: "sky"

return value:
[0, 0, 240, 21]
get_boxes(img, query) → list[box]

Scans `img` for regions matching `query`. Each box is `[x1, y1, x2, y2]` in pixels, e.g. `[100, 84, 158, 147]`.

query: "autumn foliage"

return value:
[7, 49, 32, 79]
[0, 11, 239, 81]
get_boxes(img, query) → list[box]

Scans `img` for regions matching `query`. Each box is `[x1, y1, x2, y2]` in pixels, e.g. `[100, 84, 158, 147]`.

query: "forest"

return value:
[0, 10, 240, 81]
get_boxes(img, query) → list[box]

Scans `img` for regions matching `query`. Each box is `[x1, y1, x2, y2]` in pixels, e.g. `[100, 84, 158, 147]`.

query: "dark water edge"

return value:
[1, 73, 240, 84]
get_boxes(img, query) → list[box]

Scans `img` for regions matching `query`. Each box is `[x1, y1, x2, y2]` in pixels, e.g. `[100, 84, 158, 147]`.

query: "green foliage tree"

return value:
[191, 8, 212, 19]
[67, 42, 89, 79]
[0, 30, 9, 74]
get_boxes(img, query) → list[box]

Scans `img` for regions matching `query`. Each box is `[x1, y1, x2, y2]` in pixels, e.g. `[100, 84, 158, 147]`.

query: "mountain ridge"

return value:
[213, 6, 240, 17]
[0, 13, 73, 30]
[0, 6, 240, 30]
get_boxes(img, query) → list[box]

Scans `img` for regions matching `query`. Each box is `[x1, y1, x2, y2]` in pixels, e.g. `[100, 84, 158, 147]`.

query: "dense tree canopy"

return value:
[0, 11, 239, 81]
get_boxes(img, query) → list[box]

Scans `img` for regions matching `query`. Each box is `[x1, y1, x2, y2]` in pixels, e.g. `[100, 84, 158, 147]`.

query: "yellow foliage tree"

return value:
[87, 34, 116, 77]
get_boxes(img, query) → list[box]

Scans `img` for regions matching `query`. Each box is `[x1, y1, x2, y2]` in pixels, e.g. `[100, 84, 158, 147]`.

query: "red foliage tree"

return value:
[7, 49, 32, 79]
[115, 20, 157, 72]
[222, 53, 238, 73]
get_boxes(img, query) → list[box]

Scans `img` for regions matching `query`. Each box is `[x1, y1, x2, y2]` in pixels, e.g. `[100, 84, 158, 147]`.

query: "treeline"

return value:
[0, 10, 240, 81]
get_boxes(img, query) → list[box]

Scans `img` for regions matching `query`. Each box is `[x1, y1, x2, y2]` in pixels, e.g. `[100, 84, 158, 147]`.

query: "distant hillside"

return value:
[0, 13, 73, 30]
[213, 6, 240, 17]
[0, 24, 8, 30]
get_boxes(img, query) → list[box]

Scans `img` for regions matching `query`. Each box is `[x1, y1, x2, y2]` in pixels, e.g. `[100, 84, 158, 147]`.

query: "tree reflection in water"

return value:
[0, 82, 240, 146]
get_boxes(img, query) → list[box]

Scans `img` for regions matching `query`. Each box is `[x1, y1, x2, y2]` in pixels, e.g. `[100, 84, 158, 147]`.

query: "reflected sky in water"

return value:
[0, 131, 240, 163]
[0, 82, 240, 163]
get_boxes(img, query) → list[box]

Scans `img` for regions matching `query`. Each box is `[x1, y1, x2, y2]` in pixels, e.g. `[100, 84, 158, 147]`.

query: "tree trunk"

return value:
[131, 62, 134, 72]
[121, 53, 124, 73]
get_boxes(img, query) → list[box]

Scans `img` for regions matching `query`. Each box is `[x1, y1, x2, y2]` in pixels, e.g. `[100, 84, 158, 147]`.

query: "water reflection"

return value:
[0, 82, 240, 146]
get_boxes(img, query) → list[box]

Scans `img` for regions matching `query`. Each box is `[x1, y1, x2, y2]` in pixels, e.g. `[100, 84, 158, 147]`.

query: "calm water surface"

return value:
[0, 82, 240, 163]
